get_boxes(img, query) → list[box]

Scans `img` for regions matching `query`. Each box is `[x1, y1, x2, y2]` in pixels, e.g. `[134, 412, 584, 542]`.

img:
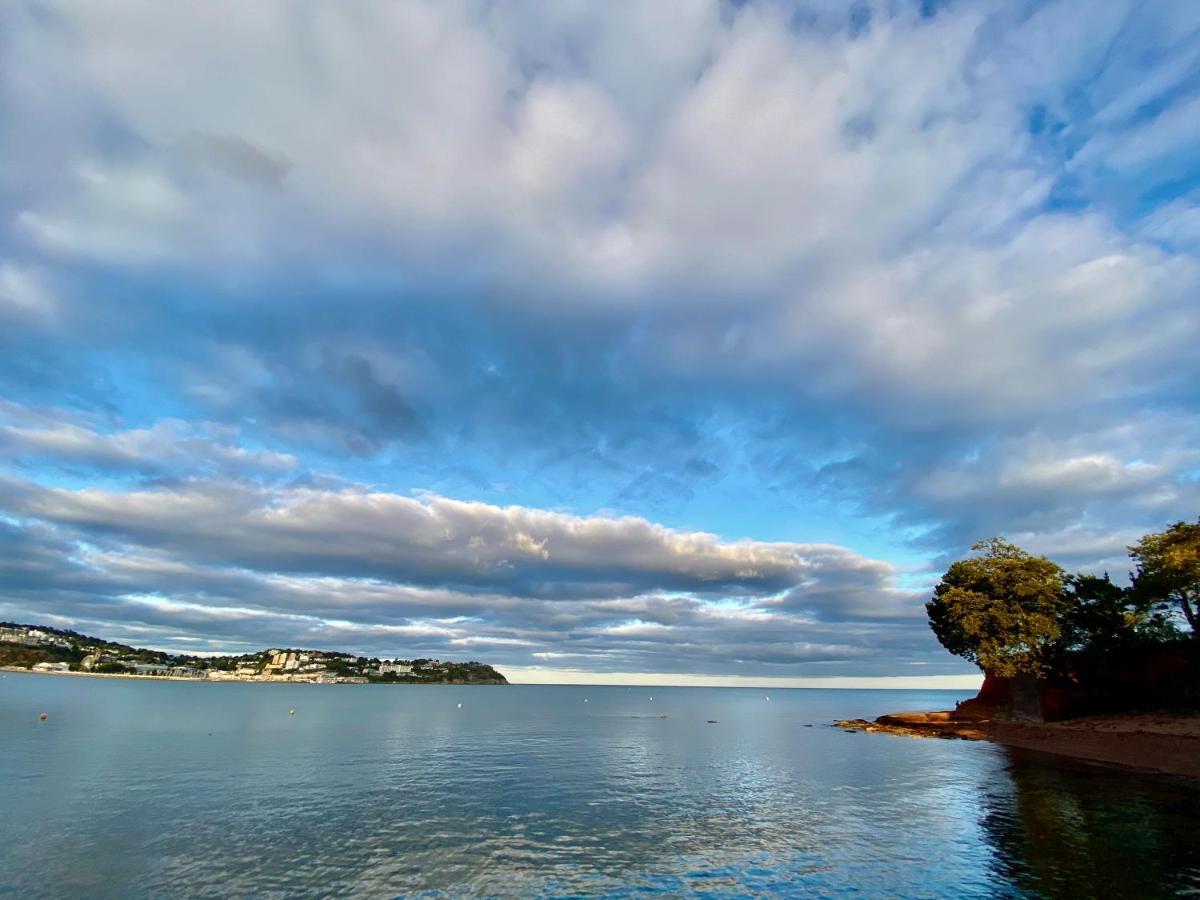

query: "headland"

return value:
[0, 622, 508, 685]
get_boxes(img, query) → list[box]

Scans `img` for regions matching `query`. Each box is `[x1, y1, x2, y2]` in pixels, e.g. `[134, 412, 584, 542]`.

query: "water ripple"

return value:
[2, 679, 1197, 898]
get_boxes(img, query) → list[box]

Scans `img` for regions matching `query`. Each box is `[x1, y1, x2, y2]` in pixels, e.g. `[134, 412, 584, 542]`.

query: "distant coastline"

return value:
[3, 667, 222, 684]
[1, 667, 500, 685]
[0, 622, 508, 685]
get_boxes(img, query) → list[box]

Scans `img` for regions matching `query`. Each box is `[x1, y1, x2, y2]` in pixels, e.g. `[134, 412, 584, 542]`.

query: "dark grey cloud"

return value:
[179, 134, 291, 187]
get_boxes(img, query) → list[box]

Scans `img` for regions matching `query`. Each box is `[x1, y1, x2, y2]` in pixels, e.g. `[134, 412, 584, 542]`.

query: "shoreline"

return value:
[3, 667, 206, 683]
[0, 667, 505, 685]
[835, 710, 1200, 778]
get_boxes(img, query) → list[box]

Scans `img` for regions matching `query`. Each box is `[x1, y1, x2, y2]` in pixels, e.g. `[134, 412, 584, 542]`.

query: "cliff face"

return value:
[955, 673, 1044, 721]
[956, 642, 1199, 723]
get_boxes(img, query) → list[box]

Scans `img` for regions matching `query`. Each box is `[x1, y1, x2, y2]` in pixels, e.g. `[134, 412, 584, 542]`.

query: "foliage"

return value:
[1130, 519, 1200, 634]
[1, 625, 507, 683]
[927, 538, 1068, 677]
[929, 519, 1198, 680]
[0, 643, 83, 669]
[1057, 573, 1138, 652]
[322, 657, 358, 677]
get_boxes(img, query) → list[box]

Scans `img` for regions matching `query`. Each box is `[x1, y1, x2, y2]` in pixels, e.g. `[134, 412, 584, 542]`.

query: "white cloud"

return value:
[0, 263, 58, 322]
[7, 0, 1197, 430]
[0, 474, 906, 607]
[1076, 91, 1200, 173]
[0, 412, 298, 474]
[16, 161, 190, 265]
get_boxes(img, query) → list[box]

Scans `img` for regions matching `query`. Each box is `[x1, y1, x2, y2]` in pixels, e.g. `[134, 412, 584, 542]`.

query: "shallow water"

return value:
[2, 675, 1197, 897]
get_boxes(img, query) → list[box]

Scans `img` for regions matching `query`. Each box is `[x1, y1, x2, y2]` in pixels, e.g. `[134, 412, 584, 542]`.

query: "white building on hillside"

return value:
[32, 662, 70, 672]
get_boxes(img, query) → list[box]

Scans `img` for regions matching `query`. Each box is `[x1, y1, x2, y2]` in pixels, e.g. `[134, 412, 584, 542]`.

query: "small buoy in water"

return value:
[649, 696, 653, 701]
[456, 702, 462, 709]
[39, 713, 47, 721]
[289, 709, 295, 716]
[764, 695, 770, 701]
[583, 698, 588, 703]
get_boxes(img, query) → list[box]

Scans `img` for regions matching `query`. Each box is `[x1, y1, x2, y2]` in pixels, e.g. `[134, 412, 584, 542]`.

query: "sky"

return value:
[1, 0, 1198, 687]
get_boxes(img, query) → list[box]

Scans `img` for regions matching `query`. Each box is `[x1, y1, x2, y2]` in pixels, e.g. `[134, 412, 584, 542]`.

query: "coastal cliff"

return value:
[952, 642, 1199, 723]
[835, 643, 1200, 777]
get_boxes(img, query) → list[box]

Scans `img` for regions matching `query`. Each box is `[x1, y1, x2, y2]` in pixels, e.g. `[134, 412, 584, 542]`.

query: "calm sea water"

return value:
[2, 675, 1198, 898]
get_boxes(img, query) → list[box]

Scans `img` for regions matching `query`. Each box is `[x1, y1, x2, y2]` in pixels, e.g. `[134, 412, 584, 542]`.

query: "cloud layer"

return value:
[0, 454, 930, 675]
[1, 0, 1198, 677]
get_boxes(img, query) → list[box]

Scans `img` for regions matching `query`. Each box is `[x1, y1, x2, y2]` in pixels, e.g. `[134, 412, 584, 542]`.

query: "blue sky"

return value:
[1, 0, 1198, 686]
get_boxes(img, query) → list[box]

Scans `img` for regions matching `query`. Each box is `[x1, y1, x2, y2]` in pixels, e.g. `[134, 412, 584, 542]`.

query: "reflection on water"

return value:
[1, 676, 1197, 897]
[982, 747, 1200, 898]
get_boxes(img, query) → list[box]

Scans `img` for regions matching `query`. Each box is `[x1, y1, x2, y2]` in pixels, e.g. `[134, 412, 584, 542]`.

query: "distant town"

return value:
[0, 623, 508, 685]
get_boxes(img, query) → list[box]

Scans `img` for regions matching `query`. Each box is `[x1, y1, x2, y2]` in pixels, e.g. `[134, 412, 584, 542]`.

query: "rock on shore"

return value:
[833, 710, 1200, 778]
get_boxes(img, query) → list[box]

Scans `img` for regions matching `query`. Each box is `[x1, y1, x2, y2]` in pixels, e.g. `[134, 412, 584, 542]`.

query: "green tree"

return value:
[1058, 573, 1133, 652]
[1130, 519, 1200, 634]
[926, 538, 1068, 677]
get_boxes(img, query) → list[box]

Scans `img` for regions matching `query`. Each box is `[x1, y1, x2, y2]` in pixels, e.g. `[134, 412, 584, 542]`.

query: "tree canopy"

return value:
[926, 538, 1067, 677]
[1130, 519, 1200, 633]
[928, 520, 1196, 679]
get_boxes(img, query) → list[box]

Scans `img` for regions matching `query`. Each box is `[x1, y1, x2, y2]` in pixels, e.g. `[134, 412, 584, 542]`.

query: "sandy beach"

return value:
[835, 710, 1200, 778]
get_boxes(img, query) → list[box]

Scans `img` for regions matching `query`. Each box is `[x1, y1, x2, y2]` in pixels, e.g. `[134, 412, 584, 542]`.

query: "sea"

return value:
[2, 674, 1198, 898]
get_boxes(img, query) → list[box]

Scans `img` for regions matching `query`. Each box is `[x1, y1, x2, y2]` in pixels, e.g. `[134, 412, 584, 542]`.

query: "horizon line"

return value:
[496, 667, 983, 690]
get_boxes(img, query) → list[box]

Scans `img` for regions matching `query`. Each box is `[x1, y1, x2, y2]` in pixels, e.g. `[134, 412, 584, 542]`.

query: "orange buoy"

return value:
[39, 713, 47, 721]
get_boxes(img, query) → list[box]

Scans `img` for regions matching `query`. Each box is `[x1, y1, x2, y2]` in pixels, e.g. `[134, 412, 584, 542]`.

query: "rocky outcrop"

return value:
[954, 672, 1045, 721]
[833, 710, 1200, 778]
[833, 645, 1200, 775]
[834, 711, 983, 740]
[952, 643, 1199, 724]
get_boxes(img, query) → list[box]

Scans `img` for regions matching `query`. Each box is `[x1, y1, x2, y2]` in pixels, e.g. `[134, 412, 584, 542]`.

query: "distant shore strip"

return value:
[2, 667, 502, 685]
